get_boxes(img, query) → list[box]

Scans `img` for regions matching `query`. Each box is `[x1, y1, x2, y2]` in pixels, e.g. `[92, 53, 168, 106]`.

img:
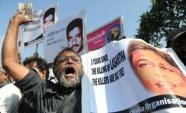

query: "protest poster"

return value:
[0, 36, 4, 66]
[87, 16, 124, 51]
[42, 4, 58, 29]
[44, 10, 87, 64]
[19, 4, 58, 47]
[19, 9, 43, 47]
[81, 38, 186, 113]
[161, 48, 186, 74]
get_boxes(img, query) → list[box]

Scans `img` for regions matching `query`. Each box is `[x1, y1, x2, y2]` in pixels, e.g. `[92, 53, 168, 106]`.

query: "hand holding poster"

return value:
[81, 38, 186, 113]
[20, 9, 43, 47]
[19, 4, 58, 48]
[18, 2, 33, 19]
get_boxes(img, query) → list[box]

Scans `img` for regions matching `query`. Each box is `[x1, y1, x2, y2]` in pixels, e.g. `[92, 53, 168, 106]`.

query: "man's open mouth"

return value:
[64, 66, 76, 77]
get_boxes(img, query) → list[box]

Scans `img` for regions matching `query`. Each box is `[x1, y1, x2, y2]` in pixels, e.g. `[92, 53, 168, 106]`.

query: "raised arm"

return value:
[2, 11, 31, 81]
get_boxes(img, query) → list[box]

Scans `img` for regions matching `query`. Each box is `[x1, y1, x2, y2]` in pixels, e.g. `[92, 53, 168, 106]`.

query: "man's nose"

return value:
[66, 57, 74, 63]
[72, 38, 77, 44]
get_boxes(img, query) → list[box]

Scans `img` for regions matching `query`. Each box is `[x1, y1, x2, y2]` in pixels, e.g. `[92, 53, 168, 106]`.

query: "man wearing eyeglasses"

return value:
[2, 10, 83, 113]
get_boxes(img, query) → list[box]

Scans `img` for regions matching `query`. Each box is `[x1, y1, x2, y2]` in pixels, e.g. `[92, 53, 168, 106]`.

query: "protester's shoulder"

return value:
[6, 83, 18, 88]
[16, 70, 41, 82]
[0, 83, 21, 97]
[1, 83, 18, 90]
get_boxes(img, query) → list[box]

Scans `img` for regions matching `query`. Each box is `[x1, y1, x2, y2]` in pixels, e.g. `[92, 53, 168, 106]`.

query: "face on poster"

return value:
[44, 10, 87, 64]
[19, 4, 58, 47]
[82, 38, 186, 113]
[127, 39, 186, 98]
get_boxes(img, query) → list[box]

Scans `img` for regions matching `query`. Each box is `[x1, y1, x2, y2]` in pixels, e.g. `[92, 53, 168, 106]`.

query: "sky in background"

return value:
[0, 0, 151, 60]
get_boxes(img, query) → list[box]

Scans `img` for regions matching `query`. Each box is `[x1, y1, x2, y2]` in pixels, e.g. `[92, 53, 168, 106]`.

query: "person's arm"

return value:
[2, 11, 31, 81]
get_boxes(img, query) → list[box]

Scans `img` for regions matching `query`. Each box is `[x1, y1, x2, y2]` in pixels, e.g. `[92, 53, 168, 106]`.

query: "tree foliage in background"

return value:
[136, 0, 186, 47]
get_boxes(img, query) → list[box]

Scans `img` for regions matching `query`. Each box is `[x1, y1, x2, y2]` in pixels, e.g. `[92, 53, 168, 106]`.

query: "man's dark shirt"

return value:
[15, 70, 81, 113]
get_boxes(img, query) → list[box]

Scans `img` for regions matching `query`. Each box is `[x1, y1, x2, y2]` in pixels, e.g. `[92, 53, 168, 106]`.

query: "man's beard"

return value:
[56, 66, 83, 88]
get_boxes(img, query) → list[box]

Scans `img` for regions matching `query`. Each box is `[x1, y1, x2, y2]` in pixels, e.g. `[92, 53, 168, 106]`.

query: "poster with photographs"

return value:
[44, 10, 87, 64]
[87, 16, 124, 51]
[81, 38, 186, 113]
[19, 4, 58, 48]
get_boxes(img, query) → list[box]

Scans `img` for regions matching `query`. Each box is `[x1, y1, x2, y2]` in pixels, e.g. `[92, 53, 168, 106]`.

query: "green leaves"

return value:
[136, 0, 186, 47]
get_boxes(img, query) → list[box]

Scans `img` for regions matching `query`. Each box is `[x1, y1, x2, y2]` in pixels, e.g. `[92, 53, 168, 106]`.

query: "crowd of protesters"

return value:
[0, 5, 186, 113]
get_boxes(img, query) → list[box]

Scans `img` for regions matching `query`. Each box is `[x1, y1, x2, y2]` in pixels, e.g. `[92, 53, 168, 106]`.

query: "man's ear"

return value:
[42, 70, 46, 75]
[39, 70, 46, 80]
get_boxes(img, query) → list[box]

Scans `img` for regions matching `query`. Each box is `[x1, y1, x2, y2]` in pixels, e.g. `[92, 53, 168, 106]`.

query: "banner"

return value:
[44, 10, 87, 63]
[87, 16, 124, 51]
[81, 39, 186, 113]
[0, 36, 4, 67]
[19, 4, 58, 47]
[161, 48, 186, 74]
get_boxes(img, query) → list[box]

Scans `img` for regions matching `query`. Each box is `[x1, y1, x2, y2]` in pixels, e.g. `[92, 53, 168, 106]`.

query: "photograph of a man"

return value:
[43, 7, 55, 28]
[66, 18, 83, 53]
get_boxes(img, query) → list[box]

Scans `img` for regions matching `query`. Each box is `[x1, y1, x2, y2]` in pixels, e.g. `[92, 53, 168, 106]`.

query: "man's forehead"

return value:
[69, 27, 80, 36]
[60, 50, 79, 56]
[45, 14, 53, 21]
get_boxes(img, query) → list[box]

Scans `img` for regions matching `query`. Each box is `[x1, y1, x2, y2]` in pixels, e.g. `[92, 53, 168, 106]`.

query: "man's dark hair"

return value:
[43, 7, 55, 23]
[23, 56, 49, 80]
[53, 47, 82, 76]
[66, 18, 83, 40]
